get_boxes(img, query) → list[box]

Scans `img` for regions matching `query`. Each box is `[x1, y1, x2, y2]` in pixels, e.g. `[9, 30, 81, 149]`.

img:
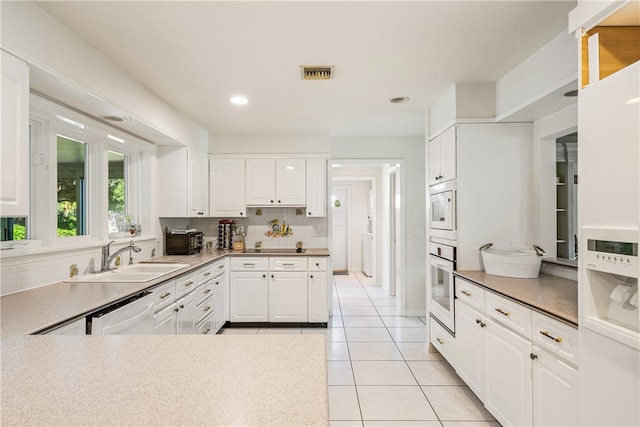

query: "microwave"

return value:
[165, 231, 204, 255]
[429, 181, 456, 240]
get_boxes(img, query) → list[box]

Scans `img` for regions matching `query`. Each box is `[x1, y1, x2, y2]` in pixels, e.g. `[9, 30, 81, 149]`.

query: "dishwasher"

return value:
[87, 291, 155, 335]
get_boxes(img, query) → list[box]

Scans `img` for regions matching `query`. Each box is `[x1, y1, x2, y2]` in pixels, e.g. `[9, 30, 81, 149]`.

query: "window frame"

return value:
[5, 94, 155, 252]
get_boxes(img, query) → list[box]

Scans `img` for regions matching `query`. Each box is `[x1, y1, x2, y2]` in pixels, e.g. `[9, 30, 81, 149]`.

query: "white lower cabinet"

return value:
[451, 278, 578, 427]
[532, 345, 579, 427]
[230, 271, 269, 322]
[308, 271, 328, 323]
[176, 292, 197, 334]
[484, 317, 533, 427]
[154, 303, 178, 334]
[269, 271, 307, 322]
[214, 271, 228, 332]
[455, 300, 486, 400]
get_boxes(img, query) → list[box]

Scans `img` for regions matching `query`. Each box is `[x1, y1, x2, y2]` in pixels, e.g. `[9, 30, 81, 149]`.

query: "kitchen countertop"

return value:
[454, 271, 578, 326]
[1, 248, 331, 426]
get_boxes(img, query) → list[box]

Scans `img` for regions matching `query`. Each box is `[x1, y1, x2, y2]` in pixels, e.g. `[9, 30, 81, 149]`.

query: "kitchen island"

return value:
[1, 249, 330, 426]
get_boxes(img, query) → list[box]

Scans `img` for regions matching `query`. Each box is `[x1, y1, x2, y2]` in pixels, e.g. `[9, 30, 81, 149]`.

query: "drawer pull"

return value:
[461, 290, 472, 297]
[160, 292, 171, 299]
[217, 265, 224, 269]
[202, 328, 211, 334]
[184, 281, 194, 287]
[202, 306, 212, 312]
[283, 263, 295, 268]
[436, 338, 444, 345]
[243, 263, 255, 267]
[540, 331, 562, 343]
[203, 289, 212, 294]
[495, 308, 510, 316]
[204, 272, 211, 277]
[315, 262, 320, 267]
[475, 319, 486, 328]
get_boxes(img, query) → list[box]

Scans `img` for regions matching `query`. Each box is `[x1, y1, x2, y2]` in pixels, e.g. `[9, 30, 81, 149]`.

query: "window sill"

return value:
[0, 235, 158, 261]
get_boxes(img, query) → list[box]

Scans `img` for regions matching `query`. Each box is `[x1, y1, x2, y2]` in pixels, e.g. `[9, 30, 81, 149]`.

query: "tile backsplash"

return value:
[160, 207, 329, 250]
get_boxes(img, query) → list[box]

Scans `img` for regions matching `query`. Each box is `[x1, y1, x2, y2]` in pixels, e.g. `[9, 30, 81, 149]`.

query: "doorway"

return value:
[331, 186, 349, 274]
[330, 160, 405, 315]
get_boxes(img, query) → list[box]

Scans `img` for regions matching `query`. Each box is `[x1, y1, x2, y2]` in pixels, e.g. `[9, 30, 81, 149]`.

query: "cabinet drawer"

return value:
[212, 258, 227, 277]
[485, 291, 532, 337]
[430, 317, 455, 364]
[196, 297, 214, 323]
[196, 313, 215, 335]
[230, 257, 268, 271]
[531, 311, 579, 366]
[269, 257, 306, 271]
[176, 273, 197, 299]
[196, 281, 214, 306]
[153, 279, 176, 312]
[308, 257, 328, 271]
[455, 277, 485, 312]
[195, 265, 214, 284]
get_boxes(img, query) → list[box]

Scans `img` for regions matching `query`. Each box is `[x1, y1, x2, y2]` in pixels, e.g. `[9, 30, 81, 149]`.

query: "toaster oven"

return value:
[165, 231, 204, 255]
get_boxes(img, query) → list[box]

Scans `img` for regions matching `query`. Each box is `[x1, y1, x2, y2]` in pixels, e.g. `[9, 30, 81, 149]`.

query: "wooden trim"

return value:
[581, 26, 640, 88]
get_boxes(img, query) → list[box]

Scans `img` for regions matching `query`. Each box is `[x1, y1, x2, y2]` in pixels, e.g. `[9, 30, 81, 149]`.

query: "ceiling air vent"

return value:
[300, 66, 335, 80]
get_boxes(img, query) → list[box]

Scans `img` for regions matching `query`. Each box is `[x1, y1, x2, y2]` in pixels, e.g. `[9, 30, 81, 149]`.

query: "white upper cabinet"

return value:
[246, 158, 305, 206]
[1, 50, 30, 217]
[428, 125, 456, 186]
[305, 158, 326, 217]
[209, 158, 245, 217]
[157, 147, 209, 217]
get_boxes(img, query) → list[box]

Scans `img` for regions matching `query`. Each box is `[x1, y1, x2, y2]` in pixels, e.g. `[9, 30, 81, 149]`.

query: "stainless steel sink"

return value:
[65, 263, 190, 283]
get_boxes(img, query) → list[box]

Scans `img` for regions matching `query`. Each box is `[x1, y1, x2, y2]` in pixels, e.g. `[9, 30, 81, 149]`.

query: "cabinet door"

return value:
[308, 271, 328, 323]
[275, 158, 306, 205]
[484, 318, 533, 427]
[306, 158, 326, 217]
[210, 158, 246, 217]
[157, 147, 188, 217]
[532, 346, 578, 427]
[154, 303, 177, 335]
[214, 272, 228, 332]
[455, 301, 486, 401]
[269, 271, 307, 322]
[230, 271, 269, 322]
[176, 292, 197, 334]
[439, 125, 457, 183]
[246, 158, 276, 205]
[428, 134, 442, 186]
[1, 51, 30, 217]
[188, 149, 208, 217]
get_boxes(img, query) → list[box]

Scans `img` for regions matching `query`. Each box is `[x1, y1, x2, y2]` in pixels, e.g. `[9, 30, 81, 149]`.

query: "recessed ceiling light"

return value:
[101, 115, 129, 123]
[563, 90, 578, 97]
[230, 96, 248, 105]
[390, 96, 410, 104]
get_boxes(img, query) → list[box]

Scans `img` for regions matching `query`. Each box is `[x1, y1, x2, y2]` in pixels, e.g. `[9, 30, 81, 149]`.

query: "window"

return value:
[56, 135, 87, 237]
[0, 217, 27, 241]
[108, 150, 129, 238]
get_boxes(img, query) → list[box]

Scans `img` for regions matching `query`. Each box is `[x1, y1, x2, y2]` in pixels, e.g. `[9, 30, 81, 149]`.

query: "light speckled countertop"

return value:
[455, 271, 578, 326]
[1, 249, 330, 426]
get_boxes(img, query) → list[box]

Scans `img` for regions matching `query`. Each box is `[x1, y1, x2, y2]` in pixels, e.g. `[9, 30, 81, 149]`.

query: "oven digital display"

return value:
[587, 239, 638, 256]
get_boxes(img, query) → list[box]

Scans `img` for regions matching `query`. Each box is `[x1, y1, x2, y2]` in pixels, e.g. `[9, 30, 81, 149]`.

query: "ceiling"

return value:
[35, 1, 576, 138]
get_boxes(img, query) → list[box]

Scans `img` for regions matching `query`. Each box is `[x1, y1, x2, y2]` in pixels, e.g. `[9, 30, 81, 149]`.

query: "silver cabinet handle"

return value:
[495, 308, 510, 316]
[540, 331, 562, 343]
[160, 292, 171, 299]
[283, 263, 295, 267]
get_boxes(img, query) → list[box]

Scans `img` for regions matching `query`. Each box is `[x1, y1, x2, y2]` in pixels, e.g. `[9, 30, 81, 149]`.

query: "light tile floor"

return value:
[223, 271, 500, 427]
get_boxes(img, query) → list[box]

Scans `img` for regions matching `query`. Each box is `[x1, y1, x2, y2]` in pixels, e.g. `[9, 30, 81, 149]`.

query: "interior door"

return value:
[332, 187, 348, 273]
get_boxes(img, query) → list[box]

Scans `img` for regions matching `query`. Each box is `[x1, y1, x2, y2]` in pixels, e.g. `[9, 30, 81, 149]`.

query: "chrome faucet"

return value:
[100, 240, 142, 272]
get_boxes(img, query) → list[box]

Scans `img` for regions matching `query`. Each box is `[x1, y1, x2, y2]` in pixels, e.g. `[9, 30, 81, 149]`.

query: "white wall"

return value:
[210, 133, 330, 154]
[331, 137, 426, 316]
[495, 31, 577, 118]
[1, 1, 208, 151]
